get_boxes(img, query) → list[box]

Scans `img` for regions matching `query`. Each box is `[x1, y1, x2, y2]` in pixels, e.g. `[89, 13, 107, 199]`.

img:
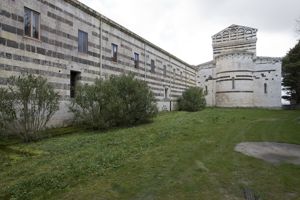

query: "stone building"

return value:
[0, 0, 196, 126]
[197, 25, 282, 108]
[0, 0, 282, 126]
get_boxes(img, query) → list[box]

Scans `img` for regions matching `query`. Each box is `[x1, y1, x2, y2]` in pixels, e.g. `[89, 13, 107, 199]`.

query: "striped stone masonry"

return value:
[0, 0, 197, 125]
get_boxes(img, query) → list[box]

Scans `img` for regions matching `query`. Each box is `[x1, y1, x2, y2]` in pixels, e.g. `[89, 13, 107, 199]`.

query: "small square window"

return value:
[112, 43, 118, 62]
[134, 53, 139, 68]
[78, 30, 88, 53]
[24, 7, 40, 39]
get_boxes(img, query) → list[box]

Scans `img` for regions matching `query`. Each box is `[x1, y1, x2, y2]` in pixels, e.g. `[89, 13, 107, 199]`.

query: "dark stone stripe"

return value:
[217, 69, 276, 75]
[102, 63, 189, 89]
[0, 51, 67, 69]
[216, 91, 254, 94]
[254, 70, 276, 73]
[47, 11, 73, 26]
[236, 75, 253, 78]
[40, 24, 77, 41]
[216, 78, 253, 82]
[0, 22, 101, 58]
[0, 76, 69, 90]
[0, 36, 100, 67]
[217, 70, 253, 75]
[216, 75, 230, 79]
[0, 63, 68, 79]
[0, 9, 24, 22]
[0, 23, 24, 36]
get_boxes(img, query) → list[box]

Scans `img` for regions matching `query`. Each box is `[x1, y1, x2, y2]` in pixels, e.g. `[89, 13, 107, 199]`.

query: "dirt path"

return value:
[235, 142, 300, 165]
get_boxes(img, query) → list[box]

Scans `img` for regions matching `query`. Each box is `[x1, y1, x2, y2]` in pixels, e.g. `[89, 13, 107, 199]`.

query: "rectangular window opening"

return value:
[232, 77, 235, 89]
[70, 71, 81, 98]
[112, 43, 118, 62]
[164, 87, 169, 99]
[264, 83, 267, 94]
[78, 30, 88, 53]
[163, 65, 167, 77]
[151, 59, 155, 73]
[134, 53, 139, 68]
[24, 8, 40, 39]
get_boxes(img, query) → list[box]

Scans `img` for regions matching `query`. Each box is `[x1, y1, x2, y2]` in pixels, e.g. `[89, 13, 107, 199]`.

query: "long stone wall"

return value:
[0, 0, 196, 125]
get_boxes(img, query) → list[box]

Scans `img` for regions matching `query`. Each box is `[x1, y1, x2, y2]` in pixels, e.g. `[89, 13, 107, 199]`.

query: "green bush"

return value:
[70, 74, 158, 130]
[177, 87, 206, 112]
[0, 88, 15, 135]
[0, 75, 59, 142]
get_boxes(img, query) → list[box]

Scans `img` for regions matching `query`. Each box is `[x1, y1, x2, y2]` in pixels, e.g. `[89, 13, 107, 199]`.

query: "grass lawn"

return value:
[0, 108, 300, 200]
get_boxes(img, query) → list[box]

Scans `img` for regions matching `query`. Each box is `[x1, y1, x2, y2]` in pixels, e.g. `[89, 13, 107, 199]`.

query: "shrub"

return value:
[0, 88, 15, 135]
[110, 75, 158, 126]
[70, 79, 121, 130]
[177, 87, 206, 112]
[70, 74, 157, 130]
[0, 75, 59, 142]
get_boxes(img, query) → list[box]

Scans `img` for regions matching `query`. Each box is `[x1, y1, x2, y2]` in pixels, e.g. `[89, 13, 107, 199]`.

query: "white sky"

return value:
[79, 0, 300, 65]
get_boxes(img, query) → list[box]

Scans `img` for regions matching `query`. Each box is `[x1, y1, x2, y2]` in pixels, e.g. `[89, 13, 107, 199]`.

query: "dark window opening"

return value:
[134, 52, 139, 68]
[164, 87, 169, 99]
[70, 71, 81, 98]
[78, 30, 88, 53]
[264, 83, 267, 94]
[232, 77, 235, 89]
[151, 59, 155, 73]
[205, 85, 208, 95]
[163, 65, 167, 77]
[24, 7, 40, 39]
[112, 43, 118, 62]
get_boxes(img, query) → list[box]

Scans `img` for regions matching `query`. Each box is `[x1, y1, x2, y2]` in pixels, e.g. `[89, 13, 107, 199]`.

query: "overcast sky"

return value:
[79, 0, 300, 65]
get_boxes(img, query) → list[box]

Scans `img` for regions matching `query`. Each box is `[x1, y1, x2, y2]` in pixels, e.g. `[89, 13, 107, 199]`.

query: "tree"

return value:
[177, 87, 206, 112]
[0, 75, 59, 142]
[282, 40, 300, 105]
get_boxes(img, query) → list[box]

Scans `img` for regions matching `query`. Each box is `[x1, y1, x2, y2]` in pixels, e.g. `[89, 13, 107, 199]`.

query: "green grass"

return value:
[1, 108, 300, 200]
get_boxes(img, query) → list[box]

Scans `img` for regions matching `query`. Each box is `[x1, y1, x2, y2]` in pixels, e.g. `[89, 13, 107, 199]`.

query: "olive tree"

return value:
[0, 75, 59, 142]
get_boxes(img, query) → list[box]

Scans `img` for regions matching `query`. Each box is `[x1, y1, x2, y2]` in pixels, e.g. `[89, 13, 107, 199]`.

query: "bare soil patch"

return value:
[235, 142, 300, 165]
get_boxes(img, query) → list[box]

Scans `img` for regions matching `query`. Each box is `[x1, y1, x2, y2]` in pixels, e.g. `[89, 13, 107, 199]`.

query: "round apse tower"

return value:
[212, 25, 258, 107]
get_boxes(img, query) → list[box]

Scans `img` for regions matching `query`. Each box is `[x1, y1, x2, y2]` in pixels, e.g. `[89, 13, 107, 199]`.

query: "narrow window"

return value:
[151, 59, 155, 73]
[112, 43, 118, 62]
[164, 87, 169, 99]
[134, 53, 139, 68]
[78, 30, 88, 53]
[264, 83, 267, 94]
[163, 65, 167, 77]
[70, 71, 81, 98]
[232, 77, 235, 89]
[205, 85, 208, 95]
[24, 8, 40, 39]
